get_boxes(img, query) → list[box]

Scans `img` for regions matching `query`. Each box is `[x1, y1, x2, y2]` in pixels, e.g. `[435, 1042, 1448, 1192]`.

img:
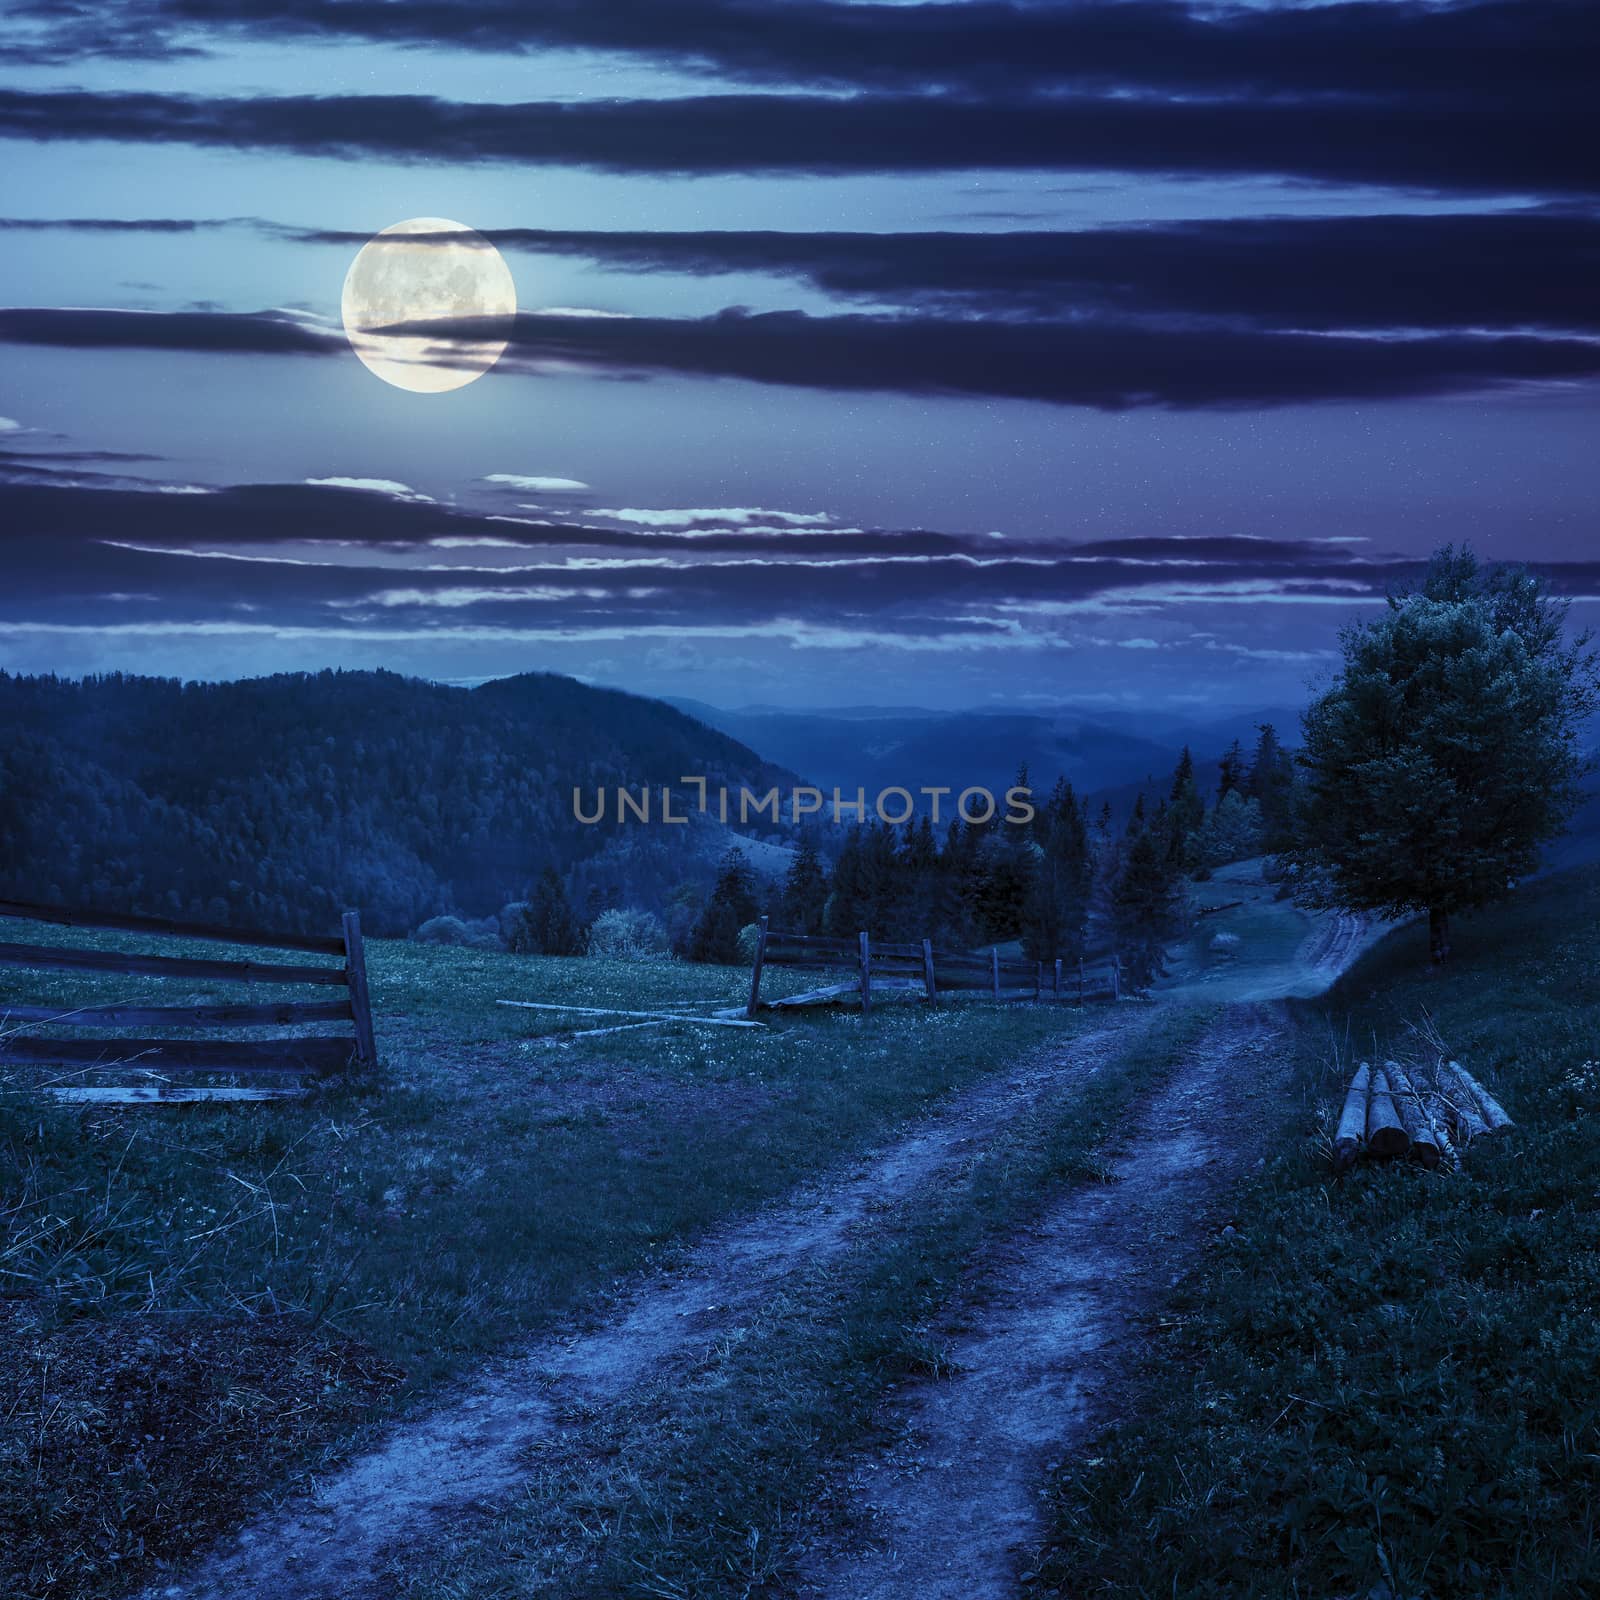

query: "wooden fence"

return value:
[746, 918, 1120, 1017]
[0, 898, 376, 1103]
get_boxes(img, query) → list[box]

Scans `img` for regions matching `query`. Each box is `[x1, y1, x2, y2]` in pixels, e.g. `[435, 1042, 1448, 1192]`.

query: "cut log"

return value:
[1434, 1060, 1489, 1143]
[1333, 1061, 1371, 1171]
[1421, 1091, 1459, 1167]
[1447, 1060, 1514, 1132]
[1365, 1067, 1411, 1158]
[1384, 1061, 1440, 1169]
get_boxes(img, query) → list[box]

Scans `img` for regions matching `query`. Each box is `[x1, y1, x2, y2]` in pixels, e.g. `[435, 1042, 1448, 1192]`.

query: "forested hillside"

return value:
[0, 670, 791, 936]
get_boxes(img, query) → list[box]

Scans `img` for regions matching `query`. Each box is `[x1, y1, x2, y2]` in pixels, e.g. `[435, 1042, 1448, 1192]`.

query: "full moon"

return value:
[340, 218, 517, 394]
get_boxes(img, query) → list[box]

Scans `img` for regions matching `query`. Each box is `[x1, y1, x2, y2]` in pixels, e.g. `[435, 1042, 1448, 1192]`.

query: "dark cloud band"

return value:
[8, 0, 1593, 105]
[7, 210, 1598, 335]
[0, 87, 1593, 194]
[6, 303, 1593, 411]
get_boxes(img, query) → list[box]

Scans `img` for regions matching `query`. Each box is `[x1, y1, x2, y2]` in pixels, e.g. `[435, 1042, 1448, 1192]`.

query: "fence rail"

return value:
[747, 918, 1120, 1016]
[0, 898, 376, 1100]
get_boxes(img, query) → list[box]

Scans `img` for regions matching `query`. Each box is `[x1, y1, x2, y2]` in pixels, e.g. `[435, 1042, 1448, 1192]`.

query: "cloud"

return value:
[0, 86, 1591, 195]
[585, 507, 834, 529]
[0, 305, 336, 355]
[305, 476, 434, 502]
[7, 0, 1590, 106]
[0, 416, 20, 431]
[483, 473, 591, 493]
[11, 210, 1600, 334]
[5, 303, 1597, 411]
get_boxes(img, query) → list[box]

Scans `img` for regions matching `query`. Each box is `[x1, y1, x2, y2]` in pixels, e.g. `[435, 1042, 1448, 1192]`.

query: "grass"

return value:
[0, 923, 1103, 1599]
[394, 1001, 1218, 1600]
[1037, 862, 1600, 1599]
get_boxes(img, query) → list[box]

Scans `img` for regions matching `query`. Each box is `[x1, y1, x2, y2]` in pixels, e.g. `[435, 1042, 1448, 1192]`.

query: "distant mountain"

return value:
[666, 698, 1291, 806]
[0, 669, 793, 936]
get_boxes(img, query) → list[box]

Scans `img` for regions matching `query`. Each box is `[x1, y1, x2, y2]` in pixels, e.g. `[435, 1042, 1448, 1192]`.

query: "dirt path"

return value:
[794, 1002, 1287, 1600]
[138, 1006, 1155, 1600]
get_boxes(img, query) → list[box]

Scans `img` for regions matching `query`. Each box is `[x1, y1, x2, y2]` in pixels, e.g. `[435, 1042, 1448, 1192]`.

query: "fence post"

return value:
[859, 930, 872, 1015]
[1053, 957, 1062, 1001]
[1112, 954, 1121, 1000]
[1035, 960, 1043, 1002]
[746, 914, 769, 1018]
[1078, 956, 1085, 1004]
[991, 946, 1000, 1001]
[922, 937, 939, 1006]
[342, 910, 376, 1067]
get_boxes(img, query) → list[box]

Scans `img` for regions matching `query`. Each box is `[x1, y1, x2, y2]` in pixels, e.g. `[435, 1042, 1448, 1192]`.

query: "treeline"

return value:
[682, 725, 1298, 985]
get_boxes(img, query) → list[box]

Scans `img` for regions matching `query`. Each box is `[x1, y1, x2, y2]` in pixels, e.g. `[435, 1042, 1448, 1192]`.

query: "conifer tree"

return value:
[515, 865, 588, 956]
[1111, 820, 1187, 987]
[689, 848, 760, 964]
[781, 834, 829, 934]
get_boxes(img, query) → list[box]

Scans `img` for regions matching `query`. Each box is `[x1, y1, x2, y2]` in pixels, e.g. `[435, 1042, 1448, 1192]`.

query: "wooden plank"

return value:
[859, 930, 872, 1015]
[766, 982, 857, 1009]
[496, 1000, 764, 1028]
[0, 999, 354, 1028]
[342, 911, 376, 1067]
[41, 1086, 307, 1105]
[922, 938, 938, 1006]
[762, 951, 859, 970]
[0, 940, 348, 986]
[746, 914, 769, 1019]
[761, 932, 859, 952]
[0, 898, 345, 955]
[0, 1035, 355, 1072]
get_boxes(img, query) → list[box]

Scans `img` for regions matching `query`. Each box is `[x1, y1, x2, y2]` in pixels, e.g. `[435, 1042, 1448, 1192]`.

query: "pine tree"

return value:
[781, 834, 829, 934]
[825, 825, 871, 936]
[1021, 777, 1090, 961]
[689, 848, 760, 964]
[1217, 739, 1246, 801]
[1246, 723, 1296, 851]
[514, 865, 588, 956]
[1111, 825, 1187, 988]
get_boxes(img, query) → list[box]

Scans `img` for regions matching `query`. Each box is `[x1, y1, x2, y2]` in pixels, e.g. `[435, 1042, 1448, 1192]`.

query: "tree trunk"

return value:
[1428, 905, 1451, 964]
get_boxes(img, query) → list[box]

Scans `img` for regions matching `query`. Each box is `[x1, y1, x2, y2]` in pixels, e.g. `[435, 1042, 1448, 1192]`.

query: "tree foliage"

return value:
[1283, 547, 1598, 959]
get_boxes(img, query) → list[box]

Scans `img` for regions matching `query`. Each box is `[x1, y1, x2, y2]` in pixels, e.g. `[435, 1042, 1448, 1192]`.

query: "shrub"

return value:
[414, 915, 501, 949]
[587, 908, 672, 962]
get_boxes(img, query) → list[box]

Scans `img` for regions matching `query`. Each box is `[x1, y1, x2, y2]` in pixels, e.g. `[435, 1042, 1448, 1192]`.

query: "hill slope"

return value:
[0, 669, 791, 935]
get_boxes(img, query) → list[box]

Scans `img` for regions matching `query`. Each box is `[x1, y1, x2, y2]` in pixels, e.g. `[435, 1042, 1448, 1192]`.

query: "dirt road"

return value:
[139, 1007, 1156, 1600]
[795, 1003, 1286, 1600]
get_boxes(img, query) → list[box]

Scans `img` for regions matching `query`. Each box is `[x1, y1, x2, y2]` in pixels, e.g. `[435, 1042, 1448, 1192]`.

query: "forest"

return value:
[0, 668, 791, 937]
[677, 729, 1298, 983]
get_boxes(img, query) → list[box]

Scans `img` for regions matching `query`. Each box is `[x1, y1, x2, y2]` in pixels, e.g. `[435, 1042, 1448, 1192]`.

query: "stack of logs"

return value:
[1333, 1058, 1513, 1172]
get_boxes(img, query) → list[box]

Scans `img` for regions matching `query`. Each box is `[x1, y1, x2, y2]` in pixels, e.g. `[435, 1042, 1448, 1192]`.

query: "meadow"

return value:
[0, 922, 1103, 1597]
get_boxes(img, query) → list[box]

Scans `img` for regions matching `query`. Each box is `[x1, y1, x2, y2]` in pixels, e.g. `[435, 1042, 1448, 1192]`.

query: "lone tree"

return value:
[1284, 547, 1598, 962]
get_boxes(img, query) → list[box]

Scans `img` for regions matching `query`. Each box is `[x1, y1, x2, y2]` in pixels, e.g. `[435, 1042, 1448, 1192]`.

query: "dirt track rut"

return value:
[796, 1002, 1286, 1600]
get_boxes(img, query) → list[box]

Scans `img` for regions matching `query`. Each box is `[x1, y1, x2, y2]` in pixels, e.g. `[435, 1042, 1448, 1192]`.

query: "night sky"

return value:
[2, 0, 1596, 713]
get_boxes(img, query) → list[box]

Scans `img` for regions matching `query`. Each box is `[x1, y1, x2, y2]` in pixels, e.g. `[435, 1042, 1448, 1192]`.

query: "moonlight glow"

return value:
[340, 218, 517, 394]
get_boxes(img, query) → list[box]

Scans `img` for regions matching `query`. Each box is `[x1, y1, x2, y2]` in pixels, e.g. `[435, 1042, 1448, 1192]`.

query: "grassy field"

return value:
[0, 923, 1103, 1599]
[1038, 862, 1600, 1599]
